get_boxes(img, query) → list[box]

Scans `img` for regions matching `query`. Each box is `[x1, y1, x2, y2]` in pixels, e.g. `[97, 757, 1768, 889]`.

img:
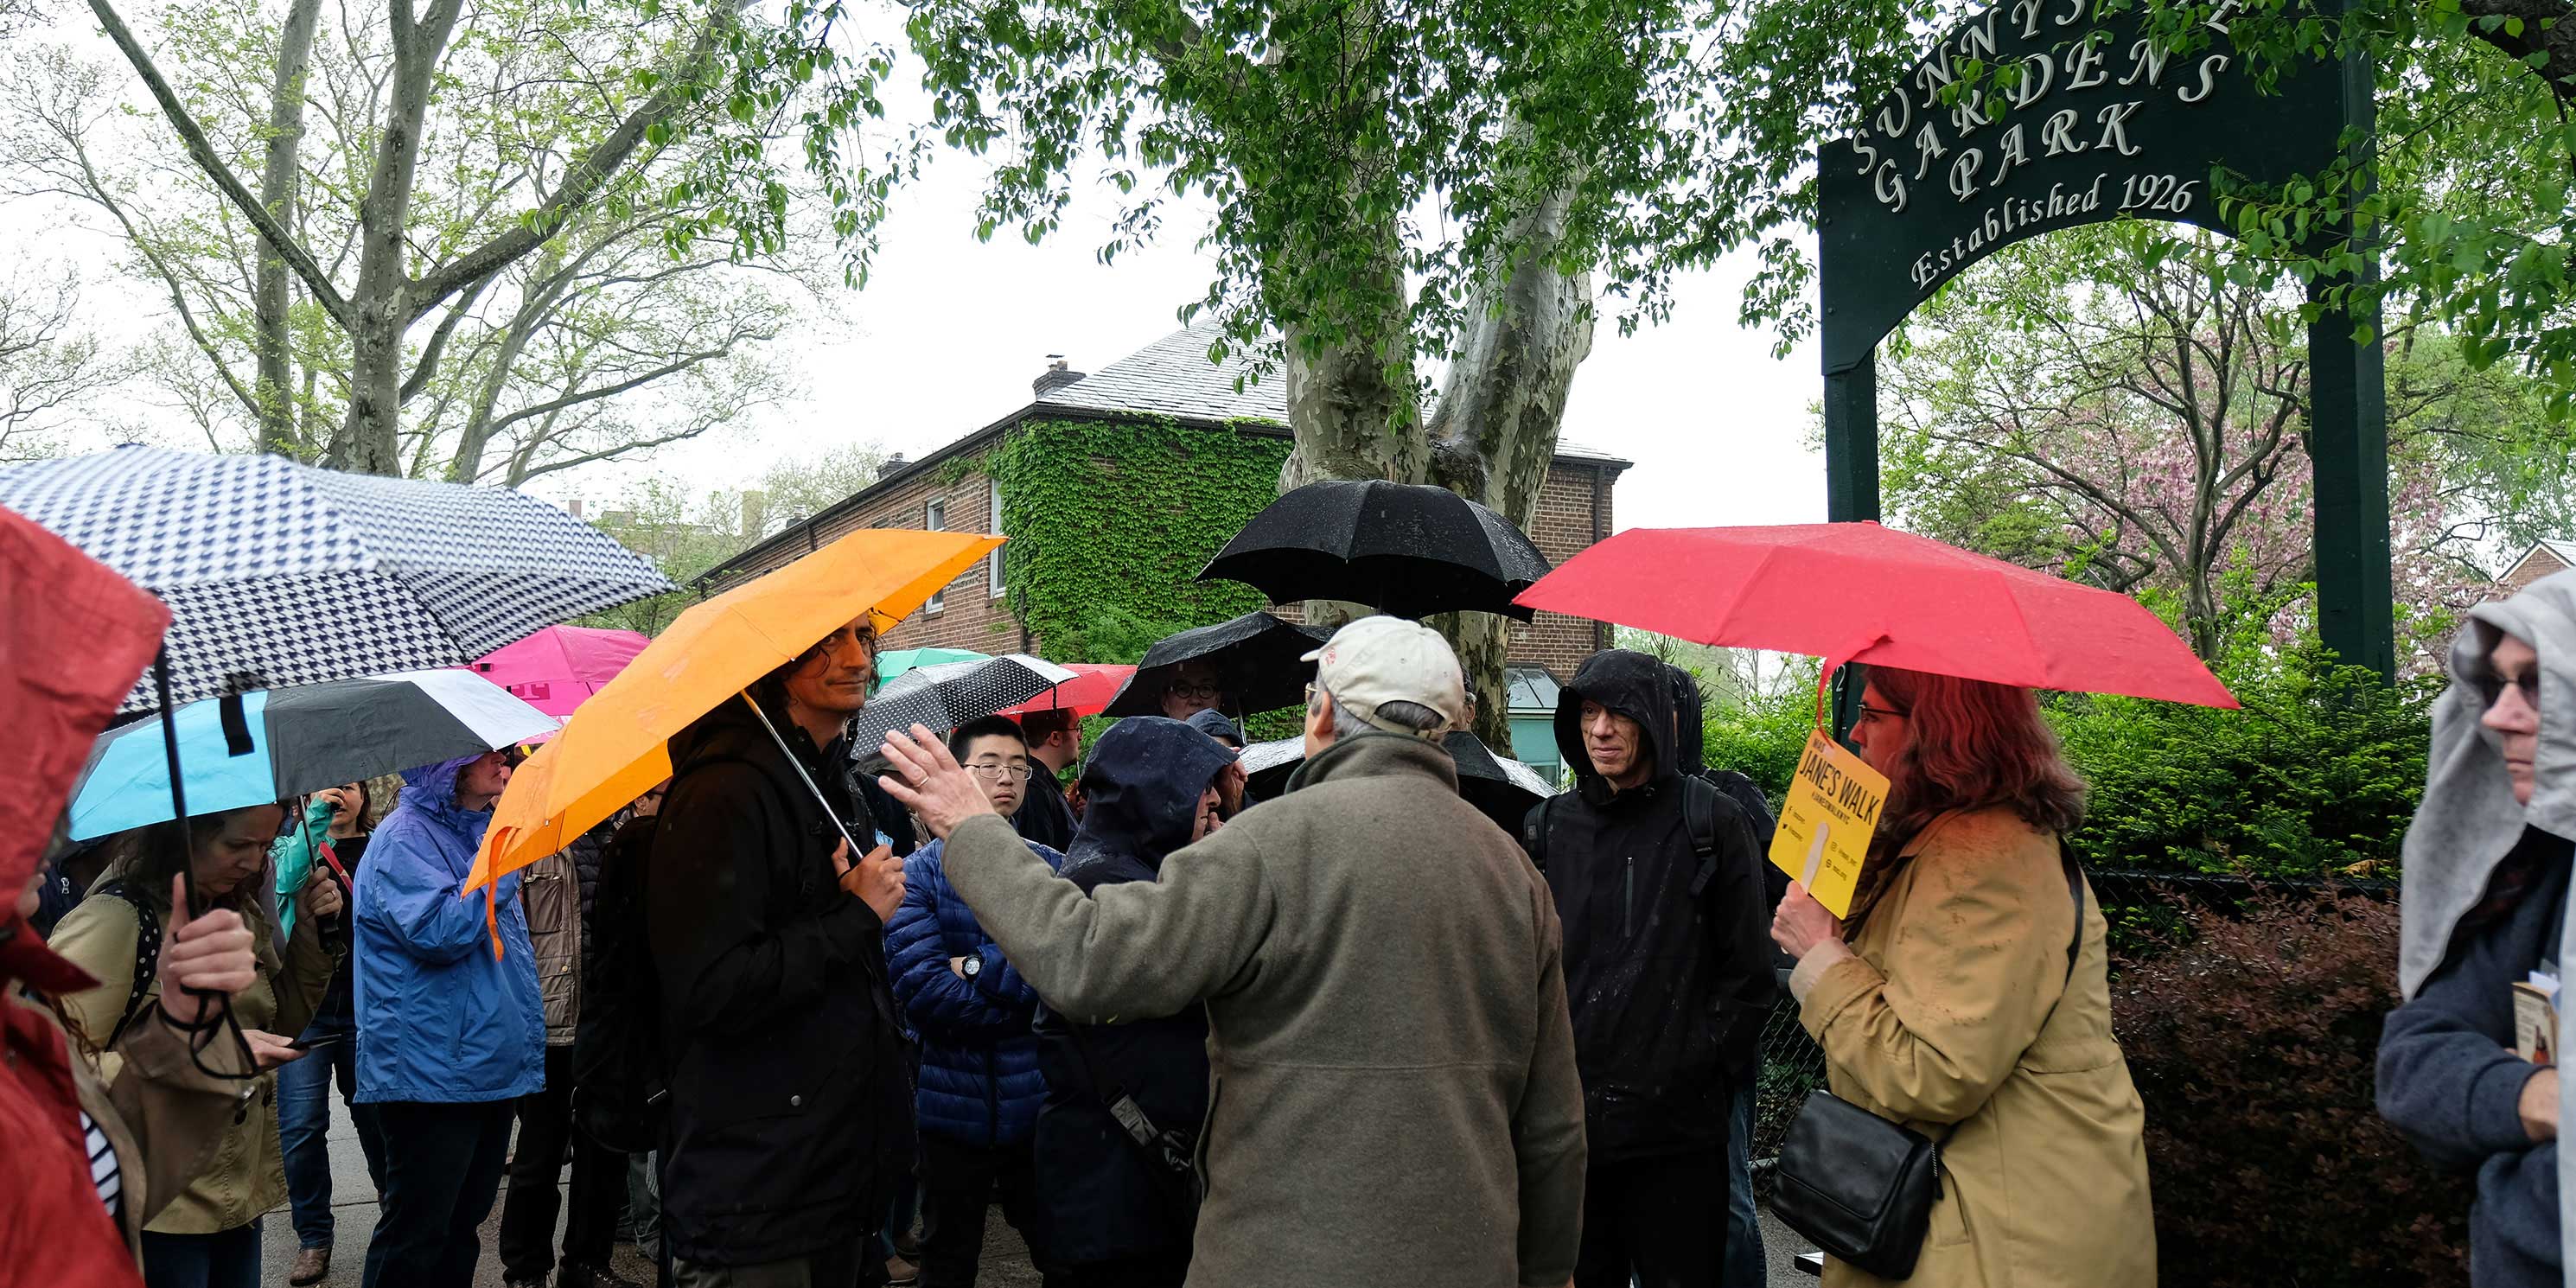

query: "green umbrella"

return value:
[876, 647, 988, 687]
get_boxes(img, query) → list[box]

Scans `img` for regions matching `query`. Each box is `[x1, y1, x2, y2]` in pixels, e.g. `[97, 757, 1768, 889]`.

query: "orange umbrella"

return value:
[464, 526, 1001, 910]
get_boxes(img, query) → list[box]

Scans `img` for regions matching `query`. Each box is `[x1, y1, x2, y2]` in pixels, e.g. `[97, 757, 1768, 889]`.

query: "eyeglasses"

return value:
[1853, 703, 1909, 729]
[966, 764, 1036, 781]
[2476, 671, 2541, 711]
[1169, 680, 1222, 702]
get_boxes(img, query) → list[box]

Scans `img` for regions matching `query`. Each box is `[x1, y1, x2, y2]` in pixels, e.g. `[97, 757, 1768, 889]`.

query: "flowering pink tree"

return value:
[1882, 228, 2481, 670]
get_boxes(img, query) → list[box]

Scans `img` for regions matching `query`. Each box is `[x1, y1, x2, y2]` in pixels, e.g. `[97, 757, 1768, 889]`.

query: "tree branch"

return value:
[87, 0, 352, 325]
[407, 7, 732, 317]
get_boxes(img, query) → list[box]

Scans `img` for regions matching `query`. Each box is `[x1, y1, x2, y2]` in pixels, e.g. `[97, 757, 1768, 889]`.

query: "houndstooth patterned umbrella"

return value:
[0, 447, 674, 712]
[848, 654, 1077, 768]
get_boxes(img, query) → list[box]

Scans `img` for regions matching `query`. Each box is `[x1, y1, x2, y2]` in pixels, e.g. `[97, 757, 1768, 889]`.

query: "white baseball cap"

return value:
[1300, 616, 1468, 738]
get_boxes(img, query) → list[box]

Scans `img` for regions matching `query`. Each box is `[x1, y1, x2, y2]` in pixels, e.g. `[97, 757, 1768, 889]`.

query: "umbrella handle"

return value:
[736, 692, 869, 856]
[149, 635, 260, 1081]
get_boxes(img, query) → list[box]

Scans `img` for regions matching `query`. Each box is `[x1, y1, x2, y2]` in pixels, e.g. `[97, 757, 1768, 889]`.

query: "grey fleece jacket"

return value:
[940, 731, 1588, 1288]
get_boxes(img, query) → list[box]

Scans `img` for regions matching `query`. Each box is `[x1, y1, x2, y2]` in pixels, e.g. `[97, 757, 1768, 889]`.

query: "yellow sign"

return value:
[1769, 727, 1891, 919]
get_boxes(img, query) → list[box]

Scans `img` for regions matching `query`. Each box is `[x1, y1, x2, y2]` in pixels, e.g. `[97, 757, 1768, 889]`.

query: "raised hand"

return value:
[156, 873, 257, 1029]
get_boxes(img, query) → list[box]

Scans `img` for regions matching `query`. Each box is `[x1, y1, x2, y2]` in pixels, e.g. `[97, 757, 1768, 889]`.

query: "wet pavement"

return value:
[258, 1090, 1813, 1285]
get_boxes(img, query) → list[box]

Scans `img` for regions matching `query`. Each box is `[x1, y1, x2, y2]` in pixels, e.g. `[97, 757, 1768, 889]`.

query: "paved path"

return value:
[260, 1092, 1814, 1286]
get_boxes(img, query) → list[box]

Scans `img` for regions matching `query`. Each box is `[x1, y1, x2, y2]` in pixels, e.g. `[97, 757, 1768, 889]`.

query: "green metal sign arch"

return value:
[1815, 0, 2394, 679]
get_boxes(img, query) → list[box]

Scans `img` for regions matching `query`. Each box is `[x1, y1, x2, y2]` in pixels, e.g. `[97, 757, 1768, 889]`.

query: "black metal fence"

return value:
[1745, 866, 2400, 1191]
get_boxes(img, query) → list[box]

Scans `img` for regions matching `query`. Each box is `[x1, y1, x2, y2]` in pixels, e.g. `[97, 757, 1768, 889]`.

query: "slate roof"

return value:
[1037, 325, 1629, 465]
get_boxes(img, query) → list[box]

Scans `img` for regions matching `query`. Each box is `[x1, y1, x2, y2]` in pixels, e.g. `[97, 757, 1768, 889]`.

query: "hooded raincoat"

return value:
[353, 754, 545, 1105]
[940, 717, 1587, 1288]
[2380, 570, 2576, 1288]
[1533, 649, 1775, 1164]
[1025, 718, 1234, 1272]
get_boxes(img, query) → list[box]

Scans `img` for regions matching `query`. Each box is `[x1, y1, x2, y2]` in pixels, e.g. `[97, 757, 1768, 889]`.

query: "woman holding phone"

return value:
[50, 804, 341, 1288]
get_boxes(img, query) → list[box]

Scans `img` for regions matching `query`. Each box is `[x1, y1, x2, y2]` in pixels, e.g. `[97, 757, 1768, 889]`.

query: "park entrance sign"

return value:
[1815, 0, 2395, 679]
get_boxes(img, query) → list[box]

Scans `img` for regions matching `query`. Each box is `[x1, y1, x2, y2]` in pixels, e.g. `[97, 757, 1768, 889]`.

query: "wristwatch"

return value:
[961, 955, 983, 980]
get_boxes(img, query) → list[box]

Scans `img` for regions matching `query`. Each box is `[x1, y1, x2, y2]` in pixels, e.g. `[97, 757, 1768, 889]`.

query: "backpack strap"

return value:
[93, 879, 164, 1050]
[1521, 795, 1555, 873]
[1681, 775, 1729, 898]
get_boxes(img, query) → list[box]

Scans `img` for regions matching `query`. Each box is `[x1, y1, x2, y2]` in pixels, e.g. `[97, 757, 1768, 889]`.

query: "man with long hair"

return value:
[645, 616, 909, 1288]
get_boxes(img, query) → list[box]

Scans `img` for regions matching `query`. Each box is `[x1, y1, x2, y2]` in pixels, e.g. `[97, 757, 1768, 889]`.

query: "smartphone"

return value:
[286, 1032, 349, 1052]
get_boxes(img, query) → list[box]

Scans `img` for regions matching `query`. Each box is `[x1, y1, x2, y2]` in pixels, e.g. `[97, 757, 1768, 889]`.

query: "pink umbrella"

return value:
[468, 625, 651, 721]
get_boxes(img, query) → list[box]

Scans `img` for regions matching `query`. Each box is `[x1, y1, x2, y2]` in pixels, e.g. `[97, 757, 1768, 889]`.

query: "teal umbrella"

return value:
[876, 647, 987, 686]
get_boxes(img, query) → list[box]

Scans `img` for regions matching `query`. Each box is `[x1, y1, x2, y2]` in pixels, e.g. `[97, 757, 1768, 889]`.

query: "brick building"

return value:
[696, 328, 1630, 698]
[2496, 539, 2576, 596]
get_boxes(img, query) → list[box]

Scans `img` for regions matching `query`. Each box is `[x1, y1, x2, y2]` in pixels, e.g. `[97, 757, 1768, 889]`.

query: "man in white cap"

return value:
[876, 615, 1586, 1288]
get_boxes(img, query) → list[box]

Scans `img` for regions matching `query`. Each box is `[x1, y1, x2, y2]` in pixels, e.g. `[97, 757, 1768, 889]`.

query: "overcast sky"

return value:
[566, 164, 1834, 533]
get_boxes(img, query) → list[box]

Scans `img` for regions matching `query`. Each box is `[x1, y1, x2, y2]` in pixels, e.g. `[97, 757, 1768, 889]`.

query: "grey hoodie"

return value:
[2392, 569, 2576, 1288]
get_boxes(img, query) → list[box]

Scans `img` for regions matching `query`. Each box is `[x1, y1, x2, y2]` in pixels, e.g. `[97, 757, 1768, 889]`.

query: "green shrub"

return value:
[2048, 646, 2438, 878]
[1695, 645, 2438, 878]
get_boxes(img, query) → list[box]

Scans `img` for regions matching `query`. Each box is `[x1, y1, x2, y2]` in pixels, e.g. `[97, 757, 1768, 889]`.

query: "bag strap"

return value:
[1932, 843, 2084, 1147]
[1059, 1019, 1197, 1187]
[95, 879, 164, 1050]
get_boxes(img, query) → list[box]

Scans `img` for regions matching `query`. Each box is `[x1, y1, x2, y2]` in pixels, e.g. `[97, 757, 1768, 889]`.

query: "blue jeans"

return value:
[1723, 1081, 1765, 1287]
[278, 1017, 384, 1248]
[140, 1219, 261, 1288]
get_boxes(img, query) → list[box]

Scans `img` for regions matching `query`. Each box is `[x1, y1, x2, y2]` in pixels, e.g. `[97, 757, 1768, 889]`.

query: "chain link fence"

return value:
[1745, 866, 2401, 1199]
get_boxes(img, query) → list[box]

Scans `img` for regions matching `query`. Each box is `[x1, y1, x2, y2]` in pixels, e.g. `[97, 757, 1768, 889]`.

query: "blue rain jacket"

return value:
[353, 753, 545, 1104]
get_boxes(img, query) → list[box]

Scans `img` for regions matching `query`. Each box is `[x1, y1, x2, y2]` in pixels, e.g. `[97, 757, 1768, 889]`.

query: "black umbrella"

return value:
[1100, 611, 1329, 718]
[1197, 480, 1553, 622]
[1240, 730, 1557, 832]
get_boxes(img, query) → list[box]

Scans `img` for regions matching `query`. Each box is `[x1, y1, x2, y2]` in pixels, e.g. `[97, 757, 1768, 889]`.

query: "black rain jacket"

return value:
[647, 692, 914, 1267]
[1533, 649, 1776, 1164]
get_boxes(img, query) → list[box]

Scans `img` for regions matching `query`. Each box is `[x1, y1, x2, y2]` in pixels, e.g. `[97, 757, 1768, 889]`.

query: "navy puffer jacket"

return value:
[888, 835, 1064, 1148]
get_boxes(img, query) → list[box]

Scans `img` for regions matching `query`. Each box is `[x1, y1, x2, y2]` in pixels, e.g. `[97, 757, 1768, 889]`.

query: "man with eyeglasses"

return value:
[885, 716, 1068, 1288]
[1157, 660, 1231, 723]
[1522, 648, 1775, 1288]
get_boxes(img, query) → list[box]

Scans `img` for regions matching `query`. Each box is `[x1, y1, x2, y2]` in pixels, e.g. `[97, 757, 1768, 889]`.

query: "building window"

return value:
[987, 476, 1006, 598]
[925, 498, 947, 612]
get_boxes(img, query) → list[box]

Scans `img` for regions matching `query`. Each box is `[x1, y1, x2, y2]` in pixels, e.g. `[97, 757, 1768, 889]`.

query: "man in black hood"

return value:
[1029, 716, 1239, 1288]
[1526, 647, 1776, 1288]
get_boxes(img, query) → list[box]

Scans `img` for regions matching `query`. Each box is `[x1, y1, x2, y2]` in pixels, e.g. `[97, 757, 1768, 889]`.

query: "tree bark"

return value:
[252, 0, 323, 456]
[1426, 181, 1594, 749]
[333, 0, 464, 474]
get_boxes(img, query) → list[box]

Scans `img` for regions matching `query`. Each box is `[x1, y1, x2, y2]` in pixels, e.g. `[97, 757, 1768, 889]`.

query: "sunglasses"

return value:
[2475, 671, 2541, 711]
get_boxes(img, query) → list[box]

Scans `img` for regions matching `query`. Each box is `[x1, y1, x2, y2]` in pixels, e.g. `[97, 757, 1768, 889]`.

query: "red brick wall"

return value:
[2503, 546, 2569, 596]
[711, 425, 1621, 676]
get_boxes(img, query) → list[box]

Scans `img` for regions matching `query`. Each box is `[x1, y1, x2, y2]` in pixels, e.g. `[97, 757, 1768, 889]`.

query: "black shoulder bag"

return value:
[1770, 845, 2085, 1280]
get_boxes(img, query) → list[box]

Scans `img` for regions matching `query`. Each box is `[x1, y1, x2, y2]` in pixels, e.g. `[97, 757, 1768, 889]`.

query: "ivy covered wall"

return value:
[988, 418, 1292, 666]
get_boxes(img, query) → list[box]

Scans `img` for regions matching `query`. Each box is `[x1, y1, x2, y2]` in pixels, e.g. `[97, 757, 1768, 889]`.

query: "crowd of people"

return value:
[13, 566, 2575, 1288]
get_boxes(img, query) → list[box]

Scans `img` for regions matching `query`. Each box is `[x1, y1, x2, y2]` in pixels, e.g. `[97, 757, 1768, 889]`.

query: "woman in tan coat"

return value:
[49, 803, 341, 1288]
[1772, 667, 2156, 1288]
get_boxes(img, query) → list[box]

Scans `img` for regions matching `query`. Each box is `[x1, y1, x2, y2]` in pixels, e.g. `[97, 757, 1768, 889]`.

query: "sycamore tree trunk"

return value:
[251, 0, 321, 456]
[1273, 165, 1593, 748]
[1427, 181, 1594, 749]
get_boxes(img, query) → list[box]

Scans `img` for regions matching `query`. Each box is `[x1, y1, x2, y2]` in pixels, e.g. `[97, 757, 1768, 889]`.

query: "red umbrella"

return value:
[999, 663, 1136, 718]
[1515, 522, 2236, 708]
[1, 507, 172, 895]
